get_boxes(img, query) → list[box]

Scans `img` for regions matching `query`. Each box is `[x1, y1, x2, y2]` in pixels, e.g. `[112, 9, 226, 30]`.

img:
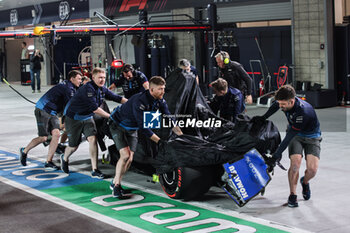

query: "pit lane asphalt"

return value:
[0, 82, 349, 232]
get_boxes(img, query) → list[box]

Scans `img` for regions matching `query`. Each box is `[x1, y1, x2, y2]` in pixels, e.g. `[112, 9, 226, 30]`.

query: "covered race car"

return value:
[107, 68, 281, 206]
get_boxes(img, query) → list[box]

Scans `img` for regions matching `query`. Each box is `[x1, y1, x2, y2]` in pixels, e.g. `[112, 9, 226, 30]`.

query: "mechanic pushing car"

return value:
[255, 85, 321, 208]
[61, 68, 127, 179]
[109, 76, 183, 199]
[20, 70, 82, 170]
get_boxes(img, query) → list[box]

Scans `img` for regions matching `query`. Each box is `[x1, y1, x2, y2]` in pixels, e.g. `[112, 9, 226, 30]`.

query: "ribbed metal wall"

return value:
[217, 2, 292, 23]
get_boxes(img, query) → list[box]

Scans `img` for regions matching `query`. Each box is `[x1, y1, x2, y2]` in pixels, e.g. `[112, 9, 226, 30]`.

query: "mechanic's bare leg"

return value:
[114, 147, 132, 185]
[46, 128, 60, 162]
[120, 149, 134, 181]
[288, 154, 302, 194]
[303, 154, 319, 184]
[63, 145, 78, 162]
[23, 136, 48, 154]
[87, 135, 98, 171]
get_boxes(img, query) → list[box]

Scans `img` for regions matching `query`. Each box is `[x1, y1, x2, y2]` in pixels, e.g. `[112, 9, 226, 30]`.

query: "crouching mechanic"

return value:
[256, 85, 321, 207]
[209, 78, 245, 122]
[20, 70, 82, 169]
[109, 76, 183, 199]
[61, 68, 127, 178]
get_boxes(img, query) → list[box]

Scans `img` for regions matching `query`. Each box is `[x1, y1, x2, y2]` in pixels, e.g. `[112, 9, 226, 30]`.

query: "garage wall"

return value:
[112, 35, 136, 65]
[106, 12, 173, 67]
[5, 39, 22, 82]
[91, 35, 107, 69]
[217, 2, 292, 23]
[33, 37, 49, 86]
[293, 0, 330, 87]
[172, 8, 196, 66]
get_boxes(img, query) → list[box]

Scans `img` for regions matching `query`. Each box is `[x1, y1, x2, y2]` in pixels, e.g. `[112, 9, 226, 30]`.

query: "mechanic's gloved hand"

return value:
[266, 152, 282, 172]
[266, 156, 277, 173]
[267, 152, 287, 173]
[250, 115, 266, 125]
[272, 152, 282, 162]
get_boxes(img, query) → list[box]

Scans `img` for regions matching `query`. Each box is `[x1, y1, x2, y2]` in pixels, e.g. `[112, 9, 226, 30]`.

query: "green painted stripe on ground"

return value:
[42, 181, 288, 233]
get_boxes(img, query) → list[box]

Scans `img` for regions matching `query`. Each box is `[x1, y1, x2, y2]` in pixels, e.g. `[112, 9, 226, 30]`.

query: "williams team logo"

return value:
[143, 110, 162, 129]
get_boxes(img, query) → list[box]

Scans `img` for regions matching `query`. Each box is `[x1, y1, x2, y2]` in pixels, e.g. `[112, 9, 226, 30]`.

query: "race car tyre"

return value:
[160, 166, 214, 201]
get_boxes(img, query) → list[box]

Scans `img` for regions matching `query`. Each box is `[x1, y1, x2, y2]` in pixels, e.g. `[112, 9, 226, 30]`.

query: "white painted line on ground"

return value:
[0, 146, 309, 233]
[0, 176, 150, 233]
[119, 180, 311, 233]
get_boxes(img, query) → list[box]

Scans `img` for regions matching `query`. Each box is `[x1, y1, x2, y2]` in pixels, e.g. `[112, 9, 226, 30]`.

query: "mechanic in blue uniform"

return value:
[108, 64, 149, 98]
[215, 51, 253, 105]
[258, 84, 321, 208]
[178, 58, 199, 84]
[57, 75, 92, 152]
[61, 67, 127, 178]
[19, 70, 82, 170]
[109, 76, 183, 198]
[209, 78, 245, 122]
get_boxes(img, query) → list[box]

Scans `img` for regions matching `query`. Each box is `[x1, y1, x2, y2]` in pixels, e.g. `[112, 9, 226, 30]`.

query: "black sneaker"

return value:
[109, 180, 131, 194]
[300, 176, 311, 200]
[288, 194, 299, 208]
[112, 184, 123, 198]
[91, 169, 106, 179]
[112, 184, 130, 199]
[44, 161, 60, 171]
[19, 147, 27, 166]
[60, 154, 69, 173]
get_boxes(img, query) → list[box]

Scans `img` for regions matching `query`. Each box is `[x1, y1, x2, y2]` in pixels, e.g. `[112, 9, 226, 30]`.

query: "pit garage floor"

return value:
[0, 82, 349, 233]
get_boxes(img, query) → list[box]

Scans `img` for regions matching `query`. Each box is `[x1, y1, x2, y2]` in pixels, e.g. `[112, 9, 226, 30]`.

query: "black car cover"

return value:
[133, 69, 281, 173]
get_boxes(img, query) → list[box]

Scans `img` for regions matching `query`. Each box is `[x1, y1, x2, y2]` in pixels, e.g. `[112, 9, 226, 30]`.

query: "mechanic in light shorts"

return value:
[255, 85, 321, 208]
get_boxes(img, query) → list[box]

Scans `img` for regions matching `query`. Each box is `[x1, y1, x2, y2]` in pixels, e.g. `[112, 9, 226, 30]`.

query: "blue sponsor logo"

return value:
[143, 110, 161, 129]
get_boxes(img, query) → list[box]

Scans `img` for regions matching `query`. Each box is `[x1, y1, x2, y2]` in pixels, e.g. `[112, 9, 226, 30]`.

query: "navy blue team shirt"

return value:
[209, 87, 245, 121]
[110, 90, 171, 138]
[36, 80, 77, 115]
[64, 81, 122, 121]
[112, 70, 148, 99]
[264, 97, 321, 158]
